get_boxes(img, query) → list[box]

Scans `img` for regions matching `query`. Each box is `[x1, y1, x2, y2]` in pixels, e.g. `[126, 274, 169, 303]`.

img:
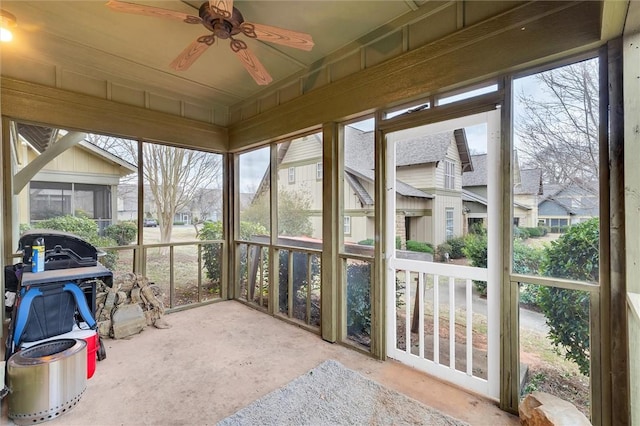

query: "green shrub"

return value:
[519, 284, 542, 309]
[198, 221, 224, 282]
[513, 240, 544, 276]
[447, 236, 466, 259]
[513, 241, 545, 309]
[238, 221, 269, 241]
[357, 238, 401, 248]
[346, 262, 371, 338]
[278, 250, 320, 314]
[463, 230, 545, 297]
[89, 235, 119, 270]
[538, 218, 598, 377]
[462, 233, 487, 293]
[358, 239, 374, 246]
[405, 240, 434, 254]
[20, 223, 31, 235]
[33, 214, 118, 269]
[514, 227, 530, 240]
[199, 221, 268, 283]
[104, 221, 137, 246]
[34, 213, 98, 240]
[524, 227, 547, 238]
[469, 222, 485, 235]
[173, 221, 185, 226]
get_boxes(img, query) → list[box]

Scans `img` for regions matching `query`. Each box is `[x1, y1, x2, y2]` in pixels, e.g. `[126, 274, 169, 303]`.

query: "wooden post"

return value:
[623, 30, 640, 425]
[608, 37, 629, 426]
[500, 76, 519, 414]
[321, 122, 340, 342]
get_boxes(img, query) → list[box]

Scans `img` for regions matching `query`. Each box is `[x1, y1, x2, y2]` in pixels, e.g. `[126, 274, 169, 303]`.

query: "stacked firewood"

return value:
[95, 272, 170, 339]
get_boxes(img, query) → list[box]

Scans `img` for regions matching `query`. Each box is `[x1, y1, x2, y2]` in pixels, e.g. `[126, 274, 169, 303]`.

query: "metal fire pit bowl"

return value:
[7, 338, 87, 425]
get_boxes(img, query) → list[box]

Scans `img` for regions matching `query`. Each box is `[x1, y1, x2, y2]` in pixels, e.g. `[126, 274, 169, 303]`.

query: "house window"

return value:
[445, 208, 454, 240]
[288, 167, 295, 184]
[316, 162, 323, 180]
[30, 181, 111, 222]
[444, 160, 455, 189]
[343, 216, 351, 235]
[549, 218, 569, 233]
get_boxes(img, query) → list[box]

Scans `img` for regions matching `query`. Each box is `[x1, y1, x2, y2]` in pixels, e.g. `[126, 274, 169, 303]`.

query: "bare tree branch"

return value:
[515, 59, 599, 184]
[87, 136, 222, 245]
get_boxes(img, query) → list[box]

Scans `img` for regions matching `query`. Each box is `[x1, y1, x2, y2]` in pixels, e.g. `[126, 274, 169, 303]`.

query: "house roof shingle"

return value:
[515, 169, 543, 195]
[462, 154, 487, 187]
[343, 125, 472, 200]
[394, 132, 452, 166]
[462, 154, 543, 196]
[538, 180, 599, 215]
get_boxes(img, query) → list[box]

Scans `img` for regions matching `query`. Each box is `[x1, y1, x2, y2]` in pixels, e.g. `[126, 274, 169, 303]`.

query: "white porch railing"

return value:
[387, 258, 498, 399]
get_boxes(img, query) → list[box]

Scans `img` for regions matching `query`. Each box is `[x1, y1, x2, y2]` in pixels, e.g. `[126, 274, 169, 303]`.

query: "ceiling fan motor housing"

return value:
[199, 2, 243, 39]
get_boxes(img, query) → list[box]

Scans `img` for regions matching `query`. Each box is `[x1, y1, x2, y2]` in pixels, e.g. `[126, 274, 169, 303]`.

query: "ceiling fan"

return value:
[106, 0, 314, 85]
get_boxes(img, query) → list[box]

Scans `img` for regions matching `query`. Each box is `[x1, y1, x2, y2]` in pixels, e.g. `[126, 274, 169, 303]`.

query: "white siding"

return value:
[281, 135, 322, 163]
[433, 192, 463, 245]
[435, 141, 463, 191]
[396, 164, 435, 189]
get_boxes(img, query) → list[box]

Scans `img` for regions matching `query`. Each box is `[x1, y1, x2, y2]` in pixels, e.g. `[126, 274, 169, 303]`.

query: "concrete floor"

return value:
[2, 301, 518, 425]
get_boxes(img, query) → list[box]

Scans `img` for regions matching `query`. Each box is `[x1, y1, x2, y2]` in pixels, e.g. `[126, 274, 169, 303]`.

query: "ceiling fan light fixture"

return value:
[0, 9, 16, 42]
[107, 0, 313, 85]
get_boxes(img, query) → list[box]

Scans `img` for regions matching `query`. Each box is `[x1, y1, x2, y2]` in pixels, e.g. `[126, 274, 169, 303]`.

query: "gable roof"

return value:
[343, 125, 472, 200]
[514, 169, 543, 195]
[260, 125, 468, 204]
[18, 123, 137, 177]
[462, 189, 531, 210]
[345, 168, 432, 202]
[391, 128, 473, 172]
[78, 141, 138, 175]
[462, 154, 487, 186]
[344, 125, 472, 172]
[17, 123, 59, 153]
[538, 180, 599, 215]
[462, 154, 543, 196]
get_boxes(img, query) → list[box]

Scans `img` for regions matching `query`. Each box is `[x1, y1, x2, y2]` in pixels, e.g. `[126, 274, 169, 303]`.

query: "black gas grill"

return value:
[5, 230, 112, 360]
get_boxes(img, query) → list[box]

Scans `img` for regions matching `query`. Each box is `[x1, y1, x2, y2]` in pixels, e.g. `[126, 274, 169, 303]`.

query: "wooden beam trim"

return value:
[229, 1, 601, 149]
[1, 78, 228, 152]
[13, 131, 86, 194]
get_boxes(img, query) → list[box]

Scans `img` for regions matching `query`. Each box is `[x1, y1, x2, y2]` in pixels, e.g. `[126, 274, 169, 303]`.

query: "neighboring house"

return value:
[118, 185, 225, 225]
[513, 150, 544, 227]
[538, 180, 599, 231]
[271, 126, 472, 246]
[15, 123, 137, 232]
[462, 153, 542, 229]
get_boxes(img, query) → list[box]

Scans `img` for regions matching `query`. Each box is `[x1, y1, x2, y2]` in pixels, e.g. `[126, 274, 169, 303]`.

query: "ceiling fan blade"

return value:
[106, 0, 201, 24]
[169, 37, 213, 71]
[241, 22, 314, 51]
[233, 45, 273, 86]
[209, 0, 234, 19]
